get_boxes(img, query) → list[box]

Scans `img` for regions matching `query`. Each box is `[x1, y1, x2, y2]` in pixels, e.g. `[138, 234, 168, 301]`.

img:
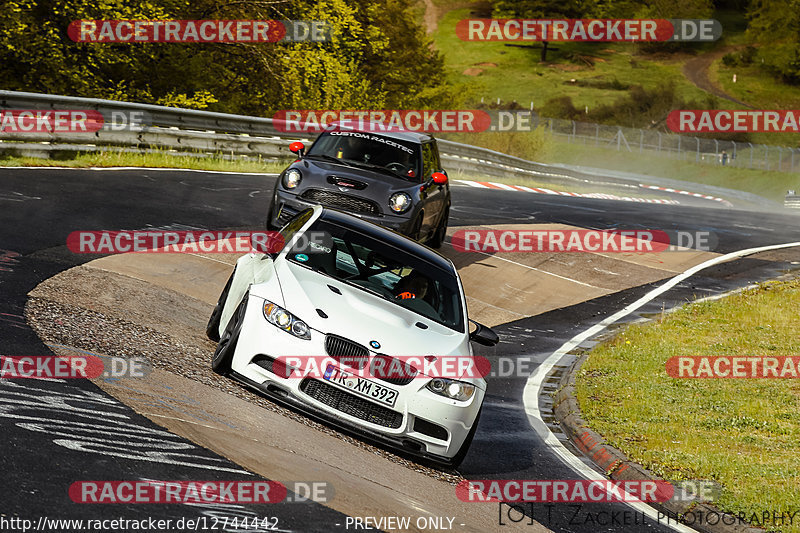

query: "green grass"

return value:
[0, 150, 289, 173]
[435, 8, 712, 113]
[574, 278, 800, 532]
[712, 60, 800, 147]
[542, 138, 800, 203]
[441, 128, 799, 203]
[713, 10, 750, 48]
[715, 62, 800, 109]
[432, 5, 800, 148]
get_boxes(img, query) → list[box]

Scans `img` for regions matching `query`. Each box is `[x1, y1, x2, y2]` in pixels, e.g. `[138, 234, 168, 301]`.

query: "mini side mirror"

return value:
[289, 141, 305, 157]
[431, 172, 448, 185]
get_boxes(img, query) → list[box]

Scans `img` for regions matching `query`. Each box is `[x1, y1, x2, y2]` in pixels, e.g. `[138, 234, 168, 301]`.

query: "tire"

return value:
[211, 294, 248, 375]
[442, 408, 481, 469]
[205, 266, 236, 342]
[427, 207, 449, 249]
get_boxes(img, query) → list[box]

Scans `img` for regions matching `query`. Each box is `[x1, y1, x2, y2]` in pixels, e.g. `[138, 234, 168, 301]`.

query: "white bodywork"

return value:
[217, 207, 485, 460]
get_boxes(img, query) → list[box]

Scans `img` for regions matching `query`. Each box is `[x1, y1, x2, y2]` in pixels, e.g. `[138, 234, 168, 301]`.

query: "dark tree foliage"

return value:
[0, 0, 456, 114]
[747, 0, 800, 84]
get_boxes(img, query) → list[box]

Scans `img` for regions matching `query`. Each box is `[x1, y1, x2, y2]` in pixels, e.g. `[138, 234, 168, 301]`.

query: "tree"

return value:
[0, 0, 457, 114]
[276, 0, 455, 110]
[746, 0, 800, 83]
[492, 0, 587, 62]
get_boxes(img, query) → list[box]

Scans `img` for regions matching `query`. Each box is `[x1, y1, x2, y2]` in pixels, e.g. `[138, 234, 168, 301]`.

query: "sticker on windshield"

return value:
[309, 242, 331, 253]
[328, 130, 414, 153]
[295, 253, 309, 262]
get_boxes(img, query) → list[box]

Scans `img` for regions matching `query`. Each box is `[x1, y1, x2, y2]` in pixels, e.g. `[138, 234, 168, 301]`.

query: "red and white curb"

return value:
[454, 180, 681, 205]
[638, 184, 733, 207]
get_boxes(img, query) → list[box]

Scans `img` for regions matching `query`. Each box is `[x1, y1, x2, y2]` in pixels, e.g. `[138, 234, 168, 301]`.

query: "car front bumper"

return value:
[270, 188, 417, 236]
[230, 295, 484, 463]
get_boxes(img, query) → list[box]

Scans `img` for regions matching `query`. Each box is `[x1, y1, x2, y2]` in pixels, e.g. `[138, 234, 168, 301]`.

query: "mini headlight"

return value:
[263, 301, 311, 340]
[426, 378, 475, 402]
[283, 169, 302, 189]
[389, 192, 412, 213]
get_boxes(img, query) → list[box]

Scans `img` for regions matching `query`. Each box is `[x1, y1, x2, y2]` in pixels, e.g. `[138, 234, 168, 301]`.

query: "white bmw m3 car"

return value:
[206, 205, 498, 467]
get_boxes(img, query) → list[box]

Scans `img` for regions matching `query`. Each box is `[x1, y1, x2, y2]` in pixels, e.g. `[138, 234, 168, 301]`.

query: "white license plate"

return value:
[323, 364, 398, 408]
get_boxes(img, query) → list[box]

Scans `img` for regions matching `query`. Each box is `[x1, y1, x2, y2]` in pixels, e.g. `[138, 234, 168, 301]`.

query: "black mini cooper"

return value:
[267, 123, 450, 248]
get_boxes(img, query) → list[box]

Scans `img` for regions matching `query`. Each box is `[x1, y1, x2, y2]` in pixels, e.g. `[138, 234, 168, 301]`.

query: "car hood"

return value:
[295, 159, 417, 199]
[272, 259, 468, 357]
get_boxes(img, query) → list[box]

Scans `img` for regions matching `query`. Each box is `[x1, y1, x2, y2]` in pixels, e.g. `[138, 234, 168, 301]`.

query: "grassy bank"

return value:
[433, 8, 710, 111]
[2, 138, 795, 204]
[544, 140, 800, 203]
[443, 128, 798, 203]
[575, 277, 800, 531]
[0, 150, 289, 174]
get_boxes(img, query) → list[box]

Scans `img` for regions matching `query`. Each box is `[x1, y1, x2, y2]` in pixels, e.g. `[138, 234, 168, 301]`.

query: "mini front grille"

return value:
[300, 378, 403, 429]
[299, 189, 381, 215]
[325, 334, 369, 370]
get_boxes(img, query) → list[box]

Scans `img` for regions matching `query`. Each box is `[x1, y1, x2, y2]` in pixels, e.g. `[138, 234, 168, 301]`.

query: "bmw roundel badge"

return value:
[370, 340, 380, 349]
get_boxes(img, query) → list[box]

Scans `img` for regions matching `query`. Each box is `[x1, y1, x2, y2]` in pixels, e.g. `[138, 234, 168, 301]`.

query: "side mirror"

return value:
[431, 171, 448, 185]
[289, 141, 305, 157]
[469, 320, 499, 346]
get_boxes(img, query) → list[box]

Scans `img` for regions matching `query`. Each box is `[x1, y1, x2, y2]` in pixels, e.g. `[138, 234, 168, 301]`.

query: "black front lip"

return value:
[228, 370, 456, 468]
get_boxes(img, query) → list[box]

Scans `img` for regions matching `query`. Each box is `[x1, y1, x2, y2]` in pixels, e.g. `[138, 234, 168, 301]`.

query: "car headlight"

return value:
[389, 192, 412, 213]
[263, 301, 311, 340]
[426, 378, 475, 402]
[283, 169, 302, 189]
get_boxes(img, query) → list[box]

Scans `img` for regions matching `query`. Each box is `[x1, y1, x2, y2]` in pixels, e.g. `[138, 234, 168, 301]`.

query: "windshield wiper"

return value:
[338, 276, 392, 300]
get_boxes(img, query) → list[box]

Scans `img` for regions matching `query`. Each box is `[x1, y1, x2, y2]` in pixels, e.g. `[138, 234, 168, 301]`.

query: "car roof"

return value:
[317, 208, 454, 273]
[324, 121, 433, 144]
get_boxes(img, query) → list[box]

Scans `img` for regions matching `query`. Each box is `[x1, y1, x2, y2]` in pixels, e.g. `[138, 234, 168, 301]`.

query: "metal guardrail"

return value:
[0, 90, 300, 159]
[544, 116, 800, 173]
[0, 90, 637, 188]
[0, 90, 789, 210]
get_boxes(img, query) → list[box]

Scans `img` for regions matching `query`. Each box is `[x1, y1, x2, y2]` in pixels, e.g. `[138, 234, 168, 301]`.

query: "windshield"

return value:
[306, 130, 422, 181]
[285, 218, 464, 332]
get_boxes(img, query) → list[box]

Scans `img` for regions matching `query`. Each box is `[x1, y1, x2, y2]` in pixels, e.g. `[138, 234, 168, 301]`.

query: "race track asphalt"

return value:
[1, 167, 799, 533]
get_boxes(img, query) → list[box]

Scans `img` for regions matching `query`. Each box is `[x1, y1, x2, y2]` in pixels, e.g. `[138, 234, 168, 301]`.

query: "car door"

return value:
[420, 141, 446, 238]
